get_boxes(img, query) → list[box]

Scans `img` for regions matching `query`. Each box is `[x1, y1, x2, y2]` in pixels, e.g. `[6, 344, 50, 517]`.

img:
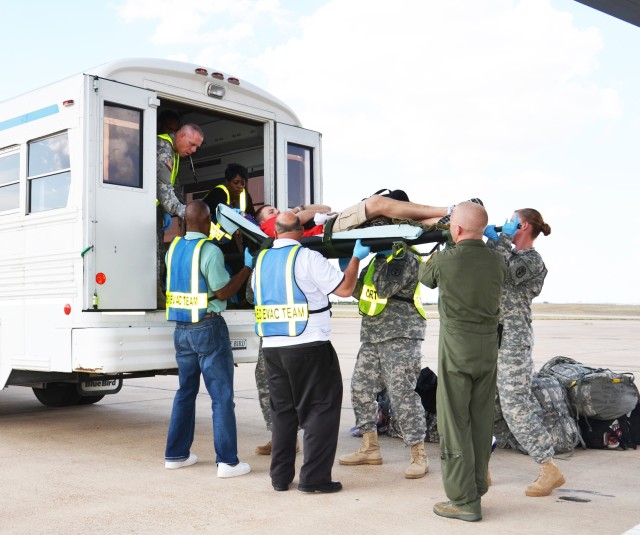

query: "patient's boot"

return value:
[339, 431, 383, 465]
[525, 460, 565, 497]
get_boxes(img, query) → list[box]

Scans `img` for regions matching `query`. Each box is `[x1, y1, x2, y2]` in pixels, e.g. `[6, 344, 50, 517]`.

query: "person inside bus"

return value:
[254, 194, 483, 238]
[157, 109, 181, 135]
[156, 123, 205, 309]
[202, 163, 258, 307]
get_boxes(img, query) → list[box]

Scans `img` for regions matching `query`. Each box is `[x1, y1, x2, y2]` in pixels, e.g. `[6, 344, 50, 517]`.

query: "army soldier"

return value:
[485, 209, 564, 497]
[339, 244, 428, 478]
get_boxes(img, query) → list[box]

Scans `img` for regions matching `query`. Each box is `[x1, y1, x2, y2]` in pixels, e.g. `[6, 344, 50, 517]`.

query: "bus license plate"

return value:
[230, 339, 247, 350]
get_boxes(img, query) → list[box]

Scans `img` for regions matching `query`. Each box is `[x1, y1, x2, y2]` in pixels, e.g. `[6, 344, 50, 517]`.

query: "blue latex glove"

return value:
[244, 247, 254, 269]
[502, 213, 520, 237]
[352, 239, 371, 260]
[483, 225, 499, 241]
[338, 257, 350, 271]
[162, 213, 172, 231]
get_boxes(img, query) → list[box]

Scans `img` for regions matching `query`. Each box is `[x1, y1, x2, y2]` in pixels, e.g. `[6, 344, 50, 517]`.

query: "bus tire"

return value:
[76, 395, 106, 405]
[32, 383, 82, 407]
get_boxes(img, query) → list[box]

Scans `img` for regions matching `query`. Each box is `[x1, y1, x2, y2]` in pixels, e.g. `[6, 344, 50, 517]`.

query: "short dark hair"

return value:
[225, 163, 248, 182]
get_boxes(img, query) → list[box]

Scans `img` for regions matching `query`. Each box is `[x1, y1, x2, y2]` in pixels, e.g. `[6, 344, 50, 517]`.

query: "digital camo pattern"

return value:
[487, 234, 547, 346]
[357, 252, 426, 344]
[156, 136, 186, 219]
[351, 251, 426, 445]
[351, 339, 426, 445]
[489, 233, 553, 462]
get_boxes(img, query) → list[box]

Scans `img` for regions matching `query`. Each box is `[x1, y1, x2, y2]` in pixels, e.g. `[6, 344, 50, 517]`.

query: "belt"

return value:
[202, 311, 221, 319]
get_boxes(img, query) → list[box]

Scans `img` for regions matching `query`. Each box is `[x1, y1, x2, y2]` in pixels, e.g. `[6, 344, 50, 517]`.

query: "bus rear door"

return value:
[84, 77, 158, 311]
[275, 124, 322, 209]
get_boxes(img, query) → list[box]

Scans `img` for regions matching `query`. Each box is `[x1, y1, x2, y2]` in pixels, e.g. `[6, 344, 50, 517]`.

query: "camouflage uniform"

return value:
[351, 251, 426, 446]
[156, 135, 185, 294]
[488, 234, 554, 464]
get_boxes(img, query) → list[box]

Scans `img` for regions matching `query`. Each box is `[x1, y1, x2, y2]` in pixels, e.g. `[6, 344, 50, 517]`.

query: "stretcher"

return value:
[215, 205, 450, 258]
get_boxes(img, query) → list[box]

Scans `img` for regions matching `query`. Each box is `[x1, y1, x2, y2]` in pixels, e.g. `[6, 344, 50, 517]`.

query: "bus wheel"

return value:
[32, 383, 82, 407]
[77, 395, 106, 405]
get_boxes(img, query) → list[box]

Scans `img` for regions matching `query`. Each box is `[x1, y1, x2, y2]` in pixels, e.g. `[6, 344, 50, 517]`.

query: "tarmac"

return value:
[1, 310, 640, 535]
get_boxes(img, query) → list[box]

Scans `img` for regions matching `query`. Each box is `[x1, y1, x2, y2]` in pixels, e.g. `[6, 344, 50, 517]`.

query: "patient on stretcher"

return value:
[254, 192, 479, 239]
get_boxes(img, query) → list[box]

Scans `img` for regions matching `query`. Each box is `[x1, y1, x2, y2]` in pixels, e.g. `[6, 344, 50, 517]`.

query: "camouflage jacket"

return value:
[354, 251, 426, 344]
[156, 135, 186, 219]
[487, 234, 547, 341]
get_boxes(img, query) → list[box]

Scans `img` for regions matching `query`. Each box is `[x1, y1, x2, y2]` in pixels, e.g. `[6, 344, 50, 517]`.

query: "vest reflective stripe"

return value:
[254, 245, 309, 337]
[209, 221, 232, 242]
[359, 260, 387, 316]
[165, 237, 210, 323]
[358, 250, 427, 320]
[209, 184, 246, 242]
[216, 184, 247, 212]
[156, 134, 179, 206]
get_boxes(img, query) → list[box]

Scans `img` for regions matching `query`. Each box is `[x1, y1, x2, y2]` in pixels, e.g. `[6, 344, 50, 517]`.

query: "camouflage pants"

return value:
[255, 341, 272, 431]
[351, 339, 426, 446]
[497, 342, 554, 463]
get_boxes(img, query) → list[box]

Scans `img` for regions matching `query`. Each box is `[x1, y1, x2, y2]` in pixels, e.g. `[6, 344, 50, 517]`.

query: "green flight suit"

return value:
[418, 239, 505, 510]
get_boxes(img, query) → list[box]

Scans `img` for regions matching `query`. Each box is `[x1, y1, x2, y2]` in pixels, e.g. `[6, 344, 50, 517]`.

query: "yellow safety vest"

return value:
[254, 245, 309, 337]
[156, 133, 179, 207]
[209, 184, 247, 242]
[358, 249, 427, 319]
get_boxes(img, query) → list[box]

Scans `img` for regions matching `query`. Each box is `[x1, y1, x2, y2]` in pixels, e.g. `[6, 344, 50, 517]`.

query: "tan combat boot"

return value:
[339, 431, 383, 465]
[405, 441, 428, 479]
[525, 461, 565, 497]
[255, 438, 300, 456]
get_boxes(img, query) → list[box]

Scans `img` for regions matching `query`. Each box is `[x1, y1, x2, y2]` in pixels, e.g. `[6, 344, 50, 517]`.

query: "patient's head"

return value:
[255, 205, 280, 223]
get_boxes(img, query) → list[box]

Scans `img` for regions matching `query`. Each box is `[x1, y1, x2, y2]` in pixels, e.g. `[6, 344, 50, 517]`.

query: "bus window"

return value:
[287, 144, 312, 209]
[103, 104, 142, 188]
[28, 133, 71, 213]
[0, 147, 20, 213]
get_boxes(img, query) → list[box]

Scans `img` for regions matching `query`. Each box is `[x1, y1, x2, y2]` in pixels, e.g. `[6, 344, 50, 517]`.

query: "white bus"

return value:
[0, 58, 322, 406]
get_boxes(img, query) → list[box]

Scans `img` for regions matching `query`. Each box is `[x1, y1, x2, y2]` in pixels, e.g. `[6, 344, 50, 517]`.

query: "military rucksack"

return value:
[538, 356, 639, 421]
[494, 374, 582, 454]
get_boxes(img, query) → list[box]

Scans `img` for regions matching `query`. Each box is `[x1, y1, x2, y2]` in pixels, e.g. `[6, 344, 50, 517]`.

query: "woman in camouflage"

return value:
[485, 208, 565, 497]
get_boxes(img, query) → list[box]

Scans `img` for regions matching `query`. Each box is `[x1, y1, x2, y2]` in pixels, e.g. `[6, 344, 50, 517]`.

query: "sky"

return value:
[1, 0, 639, 304]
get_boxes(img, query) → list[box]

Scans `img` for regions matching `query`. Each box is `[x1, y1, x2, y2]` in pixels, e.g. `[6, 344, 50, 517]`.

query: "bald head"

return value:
[186, 200, 211, 234]
[450, 201, 488, 243]
[274, 211, 303, 238]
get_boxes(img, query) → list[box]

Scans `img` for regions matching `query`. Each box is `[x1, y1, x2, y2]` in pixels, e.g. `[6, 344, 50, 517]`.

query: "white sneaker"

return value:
[217, 461, 251, 478]
[165, 453, 197, 470]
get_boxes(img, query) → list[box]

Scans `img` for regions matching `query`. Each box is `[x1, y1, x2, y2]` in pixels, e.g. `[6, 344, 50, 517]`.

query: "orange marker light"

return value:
[96, 273, 107, 285]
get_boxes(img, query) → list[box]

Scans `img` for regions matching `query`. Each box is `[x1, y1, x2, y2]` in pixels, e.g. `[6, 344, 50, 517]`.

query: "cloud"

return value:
[112, 0, 638, 302]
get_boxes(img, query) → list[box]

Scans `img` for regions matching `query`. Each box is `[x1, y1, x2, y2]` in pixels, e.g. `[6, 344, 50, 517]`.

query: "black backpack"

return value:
[578, 415, 637, 450]
[414, 367, 437, 414]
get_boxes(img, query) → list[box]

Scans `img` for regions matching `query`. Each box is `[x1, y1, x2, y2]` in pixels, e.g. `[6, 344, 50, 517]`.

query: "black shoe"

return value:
[297, 481, 342, 494]
[272, 482, 289, 492]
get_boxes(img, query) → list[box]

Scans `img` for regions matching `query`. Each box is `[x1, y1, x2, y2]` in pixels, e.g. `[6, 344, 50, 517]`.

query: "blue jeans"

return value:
[165, 315, 239, 465]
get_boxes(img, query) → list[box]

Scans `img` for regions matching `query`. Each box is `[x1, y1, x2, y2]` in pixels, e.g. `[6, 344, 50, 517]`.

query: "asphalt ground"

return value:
[1, 314, 640, 535]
